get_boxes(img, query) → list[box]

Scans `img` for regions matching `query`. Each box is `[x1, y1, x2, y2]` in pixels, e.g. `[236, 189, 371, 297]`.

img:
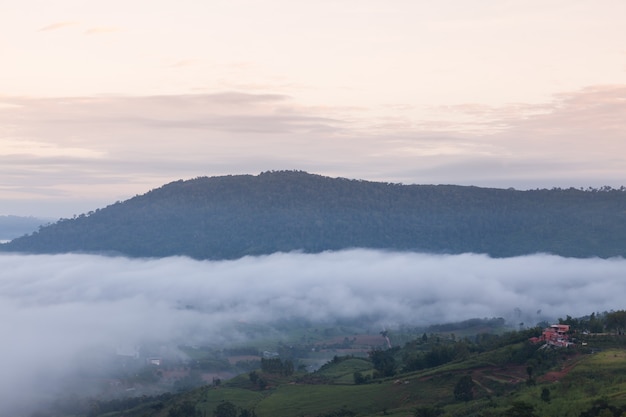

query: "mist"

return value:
[2, 249, 626, 414]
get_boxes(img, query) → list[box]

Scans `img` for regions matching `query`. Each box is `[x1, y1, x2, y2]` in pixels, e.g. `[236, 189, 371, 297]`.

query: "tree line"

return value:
[4, 170, 626, 259]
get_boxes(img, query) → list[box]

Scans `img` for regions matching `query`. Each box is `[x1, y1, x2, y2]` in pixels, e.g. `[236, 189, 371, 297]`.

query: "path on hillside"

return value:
[538, 354, 584, 382]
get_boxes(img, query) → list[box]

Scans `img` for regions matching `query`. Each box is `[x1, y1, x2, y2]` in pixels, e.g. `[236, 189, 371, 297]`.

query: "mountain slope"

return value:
[2, 171, 626, 259]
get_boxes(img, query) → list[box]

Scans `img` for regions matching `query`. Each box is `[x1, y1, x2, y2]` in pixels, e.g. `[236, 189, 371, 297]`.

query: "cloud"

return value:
[84, 26, 119, 35]
[370, 85, 626, 187]
[168, 59, 202, 68]
[4, 250, 622, 331]
[0, 92, 346, 216]
[1, 250, 626, 413]
[36, 22, 119, 36]
[0, 138, 104, 158]
[1, 85, 626, 217]
[38, 21, 79, 32]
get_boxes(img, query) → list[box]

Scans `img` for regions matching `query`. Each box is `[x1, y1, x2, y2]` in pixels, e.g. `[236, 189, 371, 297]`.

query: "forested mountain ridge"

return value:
[2, 170, 626, 259]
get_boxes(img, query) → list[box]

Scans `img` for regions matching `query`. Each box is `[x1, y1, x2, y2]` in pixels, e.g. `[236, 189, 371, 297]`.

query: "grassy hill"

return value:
[3, 171, 626, 259]
[37, 315, 626, 417]
[60, 343, 626, 417]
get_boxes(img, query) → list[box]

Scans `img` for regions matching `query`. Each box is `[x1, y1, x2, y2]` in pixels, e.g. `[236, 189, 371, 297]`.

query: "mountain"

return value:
[0, 215, 53, 242]
[2, 170, 626, 259]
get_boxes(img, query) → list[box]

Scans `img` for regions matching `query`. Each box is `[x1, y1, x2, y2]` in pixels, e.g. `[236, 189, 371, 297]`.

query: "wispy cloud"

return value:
[1, 85, 626, 217]
[84, 26, 119, 35]
[0, 138, 104, 159]
[168, 59, 202, 68]
[36, 22, 120, 36]
[38, 21, 79, 32]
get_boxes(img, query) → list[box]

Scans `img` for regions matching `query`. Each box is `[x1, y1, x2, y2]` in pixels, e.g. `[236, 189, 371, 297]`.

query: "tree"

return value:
[283, 359, 295, 376]
[214, 401, 237, 417]
[588, 312, 604, 333]
[453, 375, 474, 402]
[248, 370, 258, 384]
[541, 387, 551, 403]
[606, 310, 626, 334]
[260, 357, 294, 376]
[353, 371, 368, 385]
[369, 348, 397, 378]
[169, 401, 197, 417]
[505, 401, 538, 417]
[525, 365, 535, 386]
[424, 345, 454, 368]
[598, 410, 614, 417]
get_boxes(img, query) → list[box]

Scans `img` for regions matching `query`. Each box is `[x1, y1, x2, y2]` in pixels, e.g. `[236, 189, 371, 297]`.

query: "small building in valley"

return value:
[530, 324, 573, 347]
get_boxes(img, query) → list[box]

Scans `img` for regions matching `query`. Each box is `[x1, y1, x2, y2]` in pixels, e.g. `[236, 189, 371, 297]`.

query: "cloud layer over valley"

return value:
[1, 250, 625, 412]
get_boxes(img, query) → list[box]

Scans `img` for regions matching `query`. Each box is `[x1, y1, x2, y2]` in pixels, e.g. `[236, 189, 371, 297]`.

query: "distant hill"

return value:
[2, 171, 626, 259]
[0, 215, 52, 242]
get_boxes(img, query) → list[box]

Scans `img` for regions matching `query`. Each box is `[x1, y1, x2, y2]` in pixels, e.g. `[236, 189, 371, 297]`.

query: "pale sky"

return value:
[1, 0, 625, 217]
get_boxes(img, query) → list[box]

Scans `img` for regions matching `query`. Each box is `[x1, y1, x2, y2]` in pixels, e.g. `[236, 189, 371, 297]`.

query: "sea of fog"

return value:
[1, 249, 625, 413]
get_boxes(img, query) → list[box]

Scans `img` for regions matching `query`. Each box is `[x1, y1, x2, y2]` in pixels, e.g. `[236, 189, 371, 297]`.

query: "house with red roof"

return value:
[530, 324, 573, 347]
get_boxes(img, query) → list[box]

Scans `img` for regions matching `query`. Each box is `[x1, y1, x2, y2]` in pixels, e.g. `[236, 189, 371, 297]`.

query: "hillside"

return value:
[2, 171, 626, 259]
[36, 316, 626, 417]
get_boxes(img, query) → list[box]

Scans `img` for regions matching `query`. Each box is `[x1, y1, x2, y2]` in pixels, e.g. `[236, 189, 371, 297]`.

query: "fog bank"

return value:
[1, 250, 625, 413]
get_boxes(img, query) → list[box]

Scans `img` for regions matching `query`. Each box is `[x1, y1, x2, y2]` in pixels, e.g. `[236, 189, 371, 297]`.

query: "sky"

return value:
[2, 0, 626, 217]
[2, 250, 626, 413]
